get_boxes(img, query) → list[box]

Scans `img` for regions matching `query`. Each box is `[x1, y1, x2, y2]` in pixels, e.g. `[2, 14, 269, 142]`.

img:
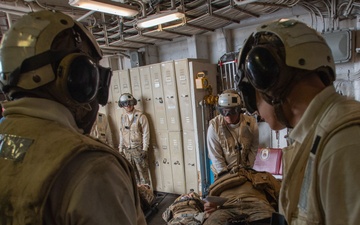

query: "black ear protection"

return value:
[237, 31, 293, 114]
[245, 45, 283, 92]
[56, 52, 112, 105]
[237, 80, 257, 114]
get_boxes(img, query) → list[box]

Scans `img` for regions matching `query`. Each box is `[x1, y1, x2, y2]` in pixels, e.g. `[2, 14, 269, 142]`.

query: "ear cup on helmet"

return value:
[57, 53, 99, 104]
[245, 46, 281, 92]
[238, 81, 258, 114]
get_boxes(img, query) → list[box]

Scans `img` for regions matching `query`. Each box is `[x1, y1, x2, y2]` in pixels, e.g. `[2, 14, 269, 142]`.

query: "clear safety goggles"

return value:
[119, 100, 135, 107]
[217, 106, 241, 116]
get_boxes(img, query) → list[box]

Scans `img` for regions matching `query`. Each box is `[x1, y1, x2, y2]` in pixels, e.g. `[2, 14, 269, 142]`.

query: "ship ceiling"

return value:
[0, 0, 359, 55]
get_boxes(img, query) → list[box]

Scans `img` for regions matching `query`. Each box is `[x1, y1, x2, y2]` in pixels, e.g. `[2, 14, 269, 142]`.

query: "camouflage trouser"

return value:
[165, 215, 203, 225]
[124, 148, 150, 185]
[203, 200, 273, 225]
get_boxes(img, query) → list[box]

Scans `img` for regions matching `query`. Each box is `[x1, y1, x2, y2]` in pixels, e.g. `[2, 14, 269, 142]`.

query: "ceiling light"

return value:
[137, 10, 185, 28]
[69, 0, 139, 17]
[233, 0, 268, 6]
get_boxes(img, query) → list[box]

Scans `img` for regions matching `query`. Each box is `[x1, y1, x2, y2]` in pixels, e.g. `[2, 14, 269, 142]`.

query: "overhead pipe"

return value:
[76, 10, 96, 21]
[129, 0, 146, 17]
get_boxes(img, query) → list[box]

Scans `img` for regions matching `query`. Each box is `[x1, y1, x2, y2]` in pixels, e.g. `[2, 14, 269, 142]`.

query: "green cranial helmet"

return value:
[0, 10, 105, 105]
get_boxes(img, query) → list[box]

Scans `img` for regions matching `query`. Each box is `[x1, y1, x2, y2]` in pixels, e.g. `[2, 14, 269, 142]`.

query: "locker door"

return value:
[119, 69, 132, 94]
[168, 131, 186, 194]
[129, 67, 143, 111]
[110, 70, 123, 136]
[161, 61, 181, 131]
[157, 131, 174, 193]
[183, 130, 199, 193]
[139, 66, 159, 191]
[150, 63, 168, 130]
[174, 59, 194, 131]
[110, 70, 122, 107]
[139, 66, 155, 123]
[151, 137, 164, 192]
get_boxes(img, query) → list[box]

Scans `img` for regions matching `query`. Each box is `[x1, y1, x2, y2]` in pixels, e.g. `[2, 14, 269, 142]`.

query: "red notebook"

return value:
[253, 148, 282, 175]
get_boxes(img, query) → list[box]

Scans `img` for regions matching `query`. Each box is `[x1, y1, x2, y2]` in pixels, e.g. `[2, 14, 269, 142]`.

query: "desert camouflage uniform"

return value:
[162, 191, 205, 225]
[204, 168, 280, 225]
[120, 109, 150, 185]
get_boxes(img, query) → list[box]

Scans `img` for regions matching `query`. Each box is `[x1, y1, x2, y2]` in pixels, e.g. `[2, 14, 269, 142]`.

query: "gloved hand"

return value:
[140, 150, 147, 159]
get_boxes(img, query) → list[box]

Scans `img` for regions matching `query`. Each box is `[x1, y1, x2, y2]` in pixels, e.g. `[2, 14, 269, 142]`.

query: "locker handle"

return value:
[155, 161, 159, 166]
[181, 94, 189, 97]
[156, 97, 163, 103]
[174, 161, 180, 165]
[166, 96, 174, 99]
[188, 163, 195, 166]
[162, 158, 167, 164]
[145, 98, 151, 101]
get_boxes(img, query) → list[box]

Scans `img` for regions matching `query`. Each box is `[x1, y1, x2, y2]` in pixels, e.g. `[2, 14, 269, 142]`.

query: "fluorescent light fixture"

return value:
[137, 10, 185, 28]
[69, 0, 139, 17]
[234, 0, 268, 6]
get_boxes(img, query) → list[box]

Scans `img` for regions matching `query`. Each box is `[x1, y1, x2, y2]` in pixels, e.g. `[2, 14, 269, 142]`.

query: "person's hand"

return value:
[204, 201, 218, 215]
[140, 151, 147, 159]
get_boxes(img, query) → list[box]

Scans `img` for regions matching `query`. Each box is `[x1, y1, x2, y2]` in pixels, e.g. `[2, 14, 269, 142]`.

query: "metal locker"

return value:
[139, 66, 155, 123]
[150, 137, 164, 192]
[139, 66, 159, 191]
[174, 59, 195, 131]
[150, 63, 168, 130]
[157, 130, 174, 193]
[129, 67, 144, 111]
[161, 61, 181, 131]
[118, 69, 132, 94]
[110, 70, 122, 107]
[110, 70, 123, 138]
[168, 131, 186, 194]
[182, 130, 199, 193]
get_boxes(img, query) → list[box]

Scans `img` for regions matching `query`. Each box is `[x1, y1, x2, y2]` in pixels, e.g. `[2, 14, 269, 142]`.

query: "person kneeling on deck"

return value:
[204, 90, 280, 225]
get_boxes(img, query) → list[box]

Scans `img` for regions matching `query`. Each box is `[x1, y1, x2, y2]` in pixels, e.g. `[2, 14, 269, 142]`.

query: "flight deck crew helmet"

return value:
[217, 89, 243, 116]
[237, 19, 335, 123]
[0, 10, 112, 107]
[119, 93, 137, 108]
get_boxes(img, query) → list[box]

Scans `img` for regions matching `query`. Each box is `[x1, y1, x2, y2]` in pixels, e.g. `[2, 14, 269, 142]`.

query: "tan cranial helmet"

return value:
[237, 19, 335, 112]
[218, 89, 242, 107]
[0, 10, 111, 107]
[217, 89, 243, 116]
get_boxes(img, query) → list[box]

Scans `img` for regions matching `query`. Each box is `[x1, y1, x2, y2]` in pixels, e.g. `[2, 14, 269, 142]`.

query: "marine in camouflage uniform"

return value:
[118, 93, 151, 185]
[206, 90, 279, 224]
[162, 191, 205, 225]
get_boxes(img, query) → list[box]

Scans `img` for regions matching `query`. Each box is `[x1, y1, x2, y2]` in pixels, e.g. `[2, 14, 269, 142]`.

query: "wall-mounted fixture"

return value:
[137, 9, 185, 28]
[69, 0, 139, 17]
[322, 29, 352, 64]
